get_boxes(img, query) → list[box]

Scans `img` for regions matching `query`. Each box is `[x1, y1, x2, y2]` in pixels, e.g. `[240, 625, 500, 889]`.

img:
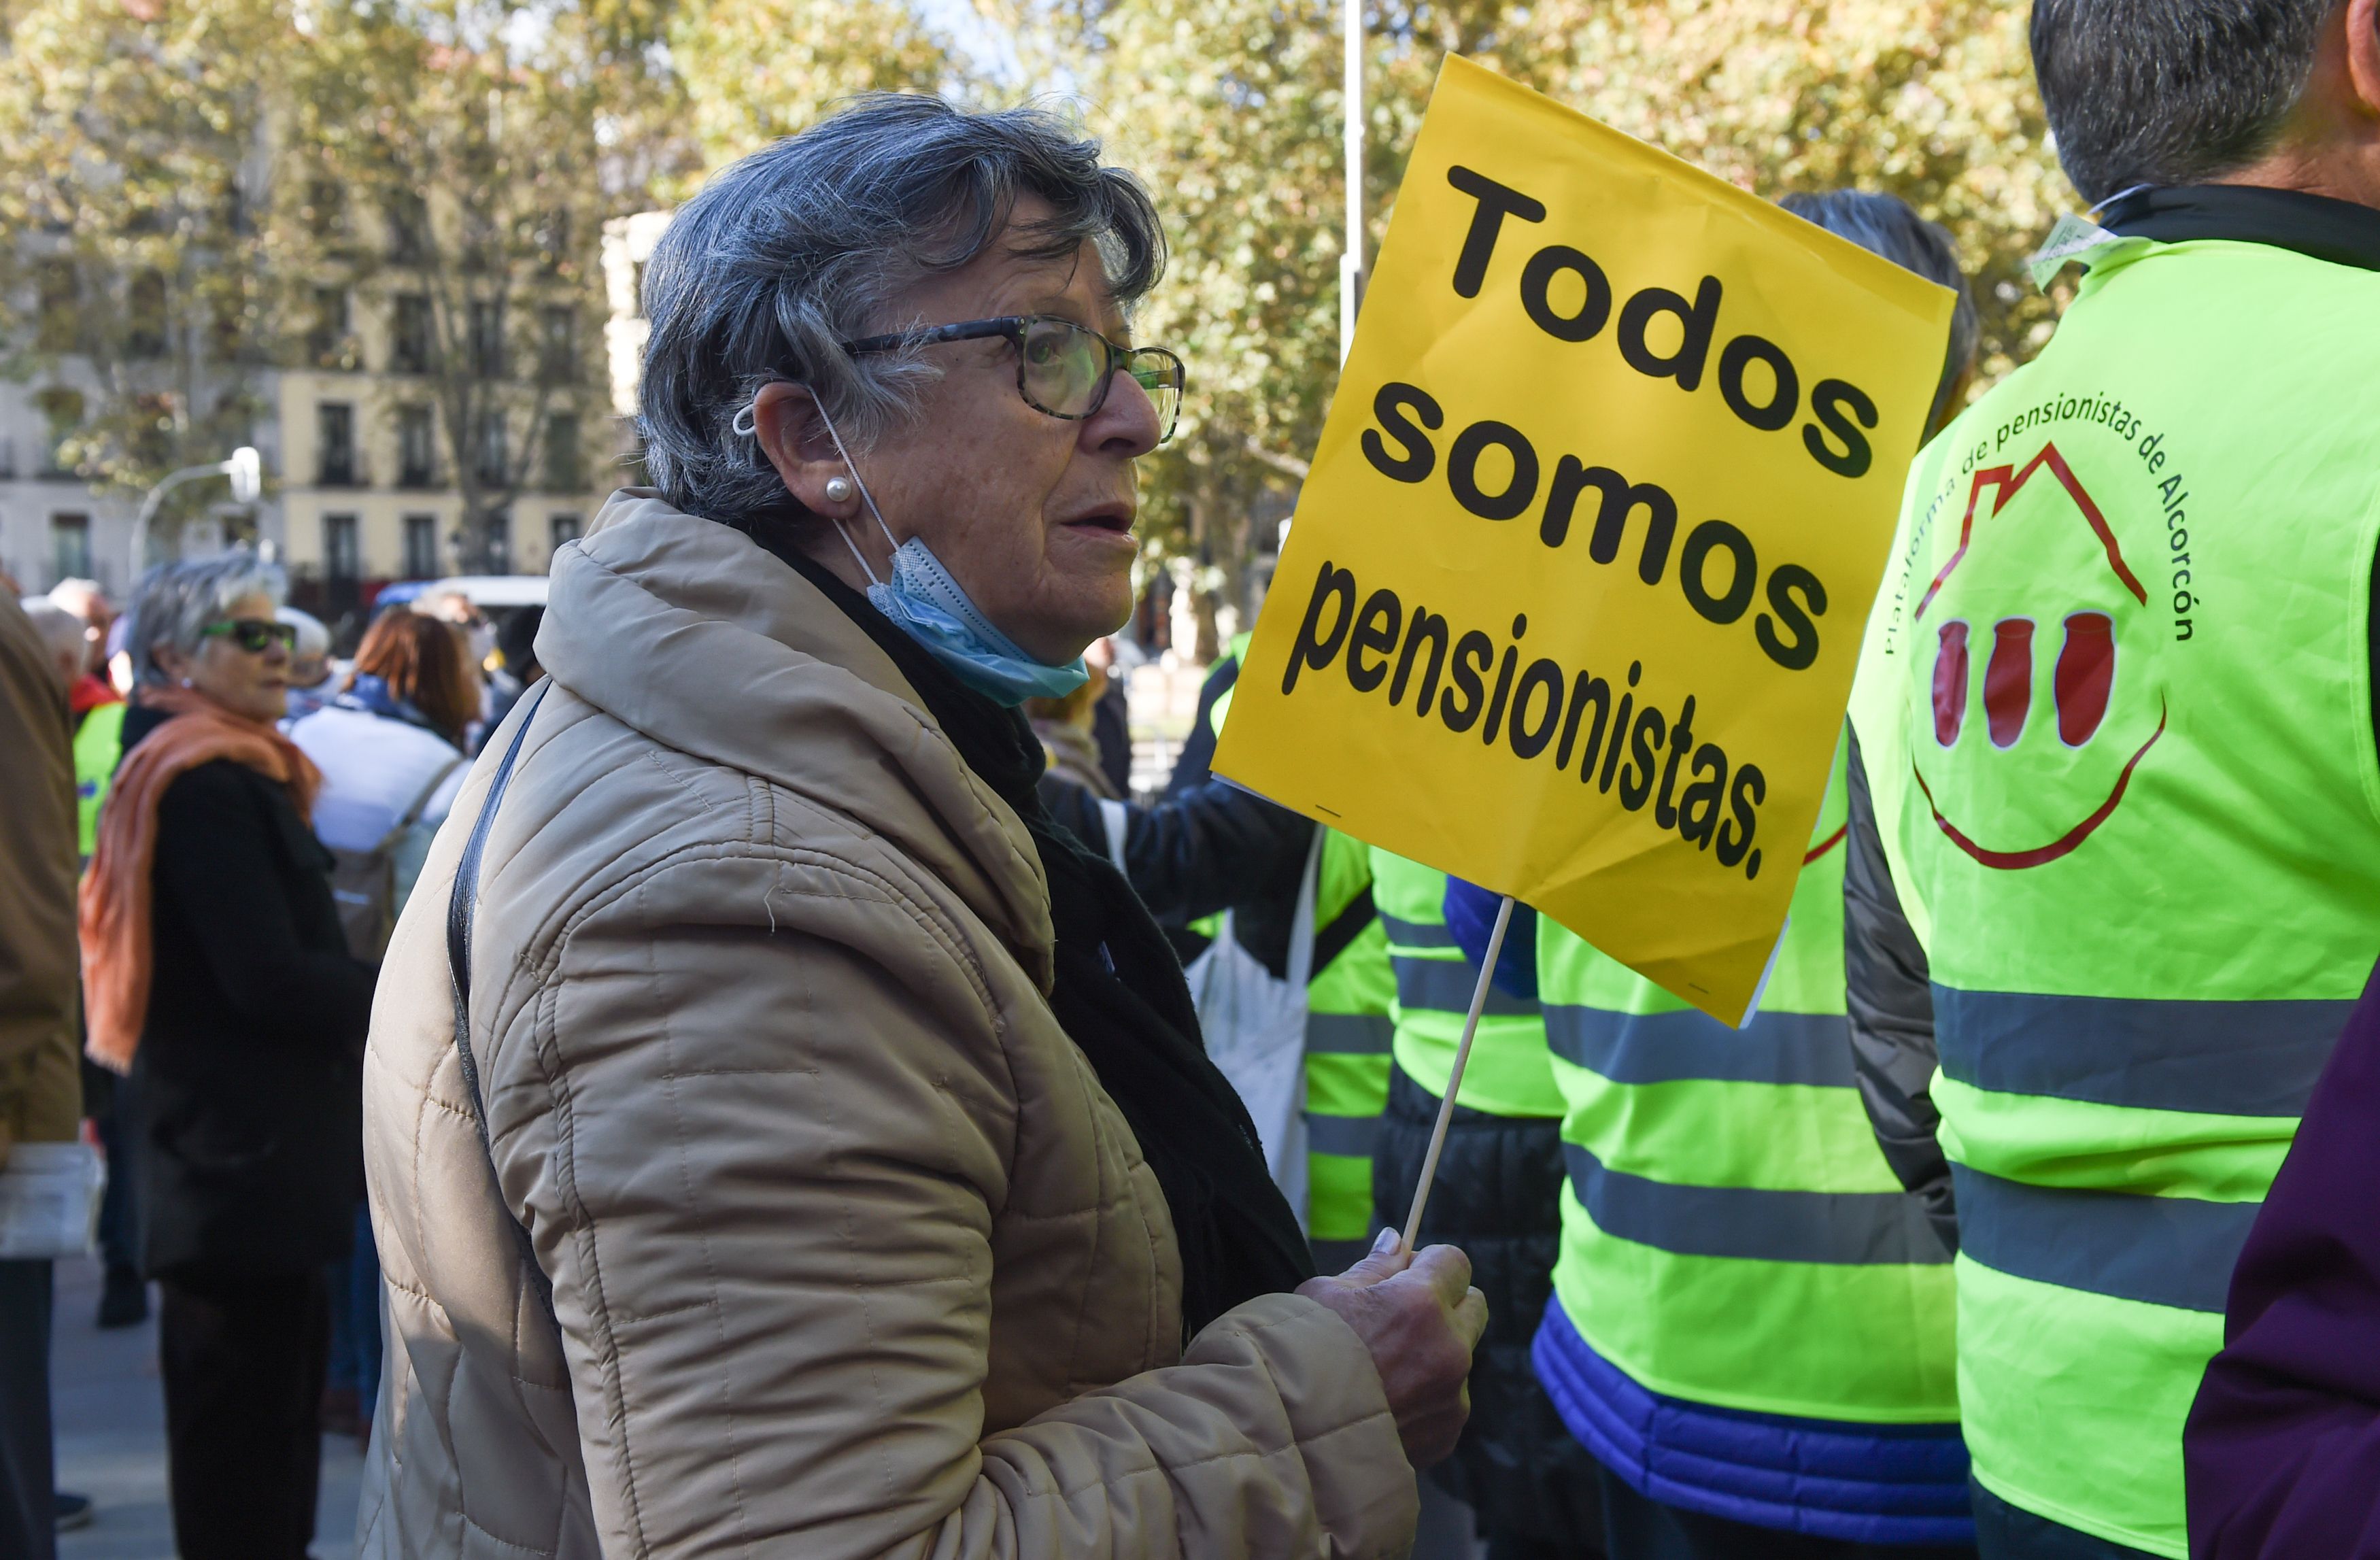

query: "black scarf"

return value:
[734, 515, 1316, 1334]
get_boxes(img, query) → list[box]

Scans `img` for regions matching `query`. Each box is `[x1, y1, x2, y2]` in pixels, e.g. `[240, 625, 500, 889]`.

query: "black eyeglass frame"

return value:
[199, 617, 299, 654]
[840, 315, 1186, 443]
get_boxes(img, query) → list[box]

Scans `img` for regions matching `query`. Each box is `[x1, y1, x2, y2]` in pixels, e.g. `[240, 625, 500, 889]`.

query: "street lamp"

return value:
[129, 445, 262, 579]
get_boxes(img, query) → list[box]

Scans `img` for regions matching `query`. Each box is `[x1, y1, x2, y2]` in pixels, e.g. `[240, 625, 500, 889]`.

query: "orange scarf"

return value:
[79, 685, 321, 1072]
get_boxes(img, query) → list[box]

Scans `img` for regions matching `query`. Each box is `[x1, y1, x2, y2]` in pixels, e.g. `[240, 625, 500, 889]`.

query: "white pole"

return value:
[1339, 0, 1363, 367]
[1399, 894, 1515, 1252]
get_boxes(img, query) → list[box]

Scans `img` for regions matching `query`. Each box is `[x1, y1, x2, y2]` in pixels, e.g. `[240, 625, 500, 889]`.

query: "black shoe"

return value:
[96, 1267, 147, 1329]
[54, 1492, 93, 1531]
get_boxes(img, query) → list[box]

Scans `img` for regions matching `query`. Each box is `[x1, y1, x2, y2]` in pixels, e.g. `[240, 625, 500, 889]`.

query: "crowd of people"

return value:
[0, 566, 539, 1557]
[6, 1, 2380, 1557]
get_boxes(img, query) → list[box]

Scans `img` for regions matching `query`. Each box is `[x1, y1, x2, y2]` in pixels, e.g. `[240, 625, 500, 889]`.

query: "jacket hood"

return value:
[537, 489, 1054, 983]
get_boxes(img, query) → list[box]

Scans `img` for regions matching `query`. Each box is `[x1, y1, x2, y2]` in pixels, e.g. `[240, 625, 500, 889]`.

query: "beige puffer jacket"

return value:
[358, 492, 1418, 1559]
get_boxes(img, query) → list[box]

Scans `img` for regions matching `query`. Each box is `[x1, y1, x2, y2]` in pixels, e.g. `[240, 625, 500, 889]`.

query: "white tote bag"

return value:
[1103, 803, 1323, 1222]
[0, 1140, 106, 1259]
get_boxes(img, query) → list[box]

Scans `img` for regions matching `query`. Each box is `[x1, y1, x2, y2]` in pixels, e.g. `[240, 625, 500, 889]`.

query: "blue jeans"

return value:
[323, 1202, 381, 1412]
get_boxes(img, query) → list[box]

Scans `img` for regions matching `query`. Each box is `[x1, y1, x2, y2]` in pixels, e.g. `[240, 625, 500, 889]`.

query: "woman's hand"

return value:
[1296, 1231, 1488, 1469]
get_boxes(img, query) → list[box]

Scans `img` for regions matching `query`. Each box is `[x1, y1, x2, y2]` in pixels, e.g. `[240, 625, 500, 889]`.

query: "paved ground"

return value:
[52, 1255, 364, 1560]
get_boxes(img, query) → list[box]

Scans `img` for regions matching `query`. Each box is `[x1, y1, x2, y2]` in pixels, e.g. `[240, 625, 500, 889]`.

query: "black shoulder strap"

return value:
[445, 681, 554, 1312]
[1312, 884, 1377, 976]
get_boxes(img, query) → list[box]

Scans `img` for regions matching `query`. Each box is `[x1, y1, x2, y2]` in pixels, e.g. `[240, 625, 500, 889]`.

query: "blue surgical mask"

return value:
[808, 400, 1089, 708]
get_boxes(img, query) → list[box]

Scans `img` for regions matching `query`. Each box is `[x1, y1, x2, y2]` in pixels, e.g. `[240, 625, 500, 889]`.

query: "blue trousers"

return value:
[324, 1202, 382, 1412]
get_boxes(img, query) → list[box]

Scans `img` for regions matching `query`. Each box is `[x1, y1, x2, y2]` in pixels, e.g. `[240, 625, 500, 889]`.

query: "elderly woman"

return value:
[361, 96, 1481, 1559]
[80, 552, 375, 1559]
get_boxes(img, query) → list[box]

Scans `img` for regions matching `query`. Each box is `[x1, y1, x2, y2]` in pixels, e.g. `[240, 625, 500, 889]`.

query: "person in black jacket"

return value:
[86, 554, 376, 1560]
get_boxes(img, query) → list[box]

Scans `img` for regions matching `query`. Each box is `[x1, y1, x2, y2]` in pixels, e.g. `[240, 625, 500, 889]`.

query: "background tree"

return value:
[668, 0, 958, 177]
[0, 0, 280, 553]
[284, 0, 622, 573]
[988, 0, 2073, 645]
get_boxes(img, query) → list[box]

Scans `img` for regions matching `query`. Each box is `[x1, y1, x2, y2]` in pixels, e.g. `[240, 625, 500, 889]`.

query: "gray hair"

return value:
[638, 93, 1166, 524]
[21, 598, 86, 682]
[2031, 0, 2334, 204]
[121, 549, 286, 686]
[1780, 190, 1979, 435]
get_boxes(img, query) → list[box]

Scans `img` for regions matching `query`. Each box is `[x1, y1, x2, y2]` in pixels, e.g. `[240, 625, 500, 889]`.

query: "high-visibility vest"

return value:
[1202, 634, 1393, 1243]
[1849, 234, 2380, 1557]
[73, 698, 127, 860]
[1531, 738, 1969, 1544]
[1370, 849, 1562, 1119]
[1301, 834, 1394, 1242]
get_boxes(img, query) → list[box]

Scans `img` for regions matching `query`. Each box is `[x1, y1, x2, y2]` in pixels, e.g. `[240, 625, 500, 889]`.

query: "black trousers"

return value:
[1603, 1468, 1979, 1560]
[0, 1259, 55, 1560]
[159, 1269, 330, 1560]
[1971, 1480, 2159, 1560]
[1375, 1066, 1605, 1556]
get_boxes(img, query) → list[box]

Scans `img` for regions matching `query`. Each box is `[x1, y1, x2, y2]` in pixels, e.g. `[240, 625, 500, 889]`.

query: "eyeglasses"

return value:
[841, 315, 1185, 443]
[199, 617, 298, 654]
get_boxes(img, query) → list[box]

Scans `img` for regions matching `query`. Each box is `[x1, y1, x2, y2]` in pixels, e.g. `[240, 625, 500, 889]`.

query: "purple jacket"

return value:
[2184, 957, 2380, 1557]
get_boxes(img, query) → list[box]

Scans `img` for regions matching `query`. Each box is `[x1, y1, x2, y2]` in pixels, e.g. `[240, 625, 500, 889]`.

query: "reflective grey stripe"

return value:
[1306, 1111, 1381, 1158]
[1935, 987, 2349, 1118]
[1394, 956, 1542, 1017]
[1380, 913, 1456, 949]
[1951, 1164, 2258, 1314]
[1545, 1005, 1854, 1087]
[1565, 1143, 1950, 1266]
[1306, 1012, 1393, 1055]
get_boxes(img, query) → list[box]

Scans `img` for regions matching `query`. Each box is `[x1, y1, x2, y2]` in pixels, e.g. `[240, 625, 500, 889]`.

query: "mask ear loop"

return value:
[812, 396, 901, 588]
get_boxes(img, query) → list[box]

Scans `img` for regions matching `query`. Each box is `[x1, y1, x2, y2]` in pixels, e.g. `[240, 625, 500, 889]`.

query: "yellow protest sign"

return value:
[1212, 54, 1955, 1022]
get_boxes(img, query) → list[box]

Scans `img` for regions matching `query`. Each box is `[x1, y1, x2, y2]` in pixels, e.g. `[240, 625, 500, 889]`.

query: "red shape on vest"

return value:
[1986, 619, 2034, 749]
[2056, 613, 2115, 747]
[1933, 621, 1970, 747]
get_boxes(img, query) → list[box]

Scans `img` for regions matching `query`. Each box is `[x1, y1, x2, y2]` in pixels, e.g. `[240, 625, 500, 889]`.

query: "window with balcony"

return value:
[483, 511, 512, 575]
[468, 300, 504, 378]
[317, 401, 358, 486]
[403, 513, 439, 579]
[305, 178, 347, 239]
[34, 388, 83, 477]
[325, 513, 360, 582]
[473, 409, 507, 487]
[36, 260, 78, 353]
[309, 286, 354, 369]
[541, 412, 581, 491]
[386, 190, 428, 262]
[50, 513, 91, 584]
[128, 270, 169, 359]
[538, 305, 576, 384]
[398, 405, 437, 488]
[391, 294, 433, 373]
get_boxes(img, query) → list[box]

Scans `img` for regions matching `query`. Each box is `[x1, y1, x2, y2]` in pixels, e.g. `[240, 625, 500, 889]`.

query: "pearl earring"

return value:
[824, 476, 854, 504]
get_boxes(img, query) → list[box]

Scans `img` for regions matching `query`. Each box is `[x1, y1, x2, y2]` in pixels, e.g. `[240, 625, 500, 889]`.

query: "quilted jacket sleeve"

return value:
[481, 841, 1415, 1560]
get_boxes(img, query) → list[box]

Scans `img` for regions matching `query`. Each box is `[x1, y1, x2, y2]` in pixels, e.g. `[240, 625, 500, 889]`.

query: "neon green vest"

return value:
[73, 699, 126, 860]
[1204, 634, 1394, 1242]
[1540, 736, 1957, 1422]
[1370, 849, 1562, 1119]
[1849, 237, 2380, 1557]
[1302, 834, 1395, 1242]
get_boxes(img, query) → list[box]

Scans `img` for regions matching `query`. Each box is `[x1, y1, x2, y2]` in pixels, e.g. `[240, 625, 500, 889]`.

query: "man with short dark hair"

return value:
[1843, 1, 2380, 1557]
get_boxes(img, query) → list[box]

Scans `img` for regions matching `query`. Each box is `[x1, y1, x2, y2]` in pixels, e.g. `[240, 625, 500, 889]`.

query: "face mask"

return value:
[804, 399, 1090, 708]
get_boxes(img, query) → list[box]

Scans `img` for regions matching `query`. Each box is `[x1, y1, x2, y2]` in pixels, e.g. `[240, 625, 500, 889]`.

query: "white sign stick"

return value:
[1399, 893, 1516, 1254]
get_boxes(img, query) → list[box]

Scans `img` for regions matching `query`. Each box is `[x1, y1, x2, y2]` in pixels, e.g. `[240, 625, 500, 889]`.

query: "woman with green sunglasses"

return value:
[80, 550, 373, 1559]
